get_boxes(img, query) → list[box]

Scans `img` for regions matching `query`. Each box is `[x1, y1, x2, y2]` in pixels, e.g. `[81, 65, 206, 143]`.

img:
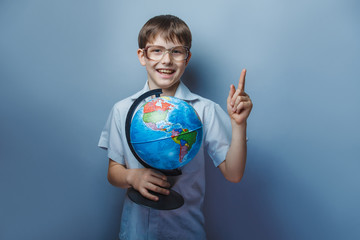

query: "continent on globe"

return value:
[143, 98, 174, 131]
[171, 128, 197, 162]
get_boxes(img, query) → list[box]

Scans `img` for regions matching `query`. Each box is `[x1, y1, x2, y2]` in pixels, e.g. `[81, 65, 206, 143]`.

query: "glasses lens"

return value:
[171, 46, 188, 61]
[146, 46, 165, 61]
[146, 46, 188, 61]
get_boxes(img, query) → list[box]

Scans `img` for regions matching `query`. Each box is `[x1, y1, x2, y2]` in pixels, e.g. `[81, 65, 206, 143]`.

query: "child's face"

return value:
[137, 35, 191, 94]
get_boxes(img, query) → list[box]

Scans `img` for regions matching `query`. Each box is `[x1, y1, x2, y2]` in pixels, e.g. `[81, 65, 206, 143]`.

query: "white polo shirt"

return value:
[98, 81, 231, 240]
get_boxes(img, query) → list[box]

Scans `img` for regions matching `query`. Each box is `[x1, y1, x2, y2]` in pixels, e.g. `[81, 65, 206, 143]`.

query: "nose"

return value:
[161, 51, 173, 65]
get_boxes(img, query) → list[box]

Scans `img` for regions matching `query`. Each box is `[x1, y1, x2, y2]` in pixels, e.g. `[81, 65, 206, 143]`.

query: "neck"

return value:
[148, 81, 180, 97]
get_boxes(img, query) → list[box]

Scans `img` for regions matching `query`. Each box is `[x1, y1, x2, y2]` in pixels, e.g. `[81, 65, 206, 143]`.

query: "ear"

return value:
[137, 49, 146, 66]
[185, 52, 192, 66]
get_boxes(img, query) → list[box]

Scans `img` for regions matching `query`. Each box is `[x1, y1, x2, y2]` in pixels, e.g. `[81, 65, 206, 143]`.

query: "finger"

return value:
[238, 69, 247, 93]
[227, 84, 236, 106]
[150, 170, 167, 181]
[233, 96, 241, 112]
[235, 95, 248, 105]
[236, 102, 245, 114]
[236, 101, 252, 114]
[139, 188, 159, 201]
[238, 95, 250, 102]
[232, 90, 248, 110]
[233, 96, 246, 112]
[149, 175, 171, 188]
[231, 89, 241, 107]
[147, 182, 170, 195]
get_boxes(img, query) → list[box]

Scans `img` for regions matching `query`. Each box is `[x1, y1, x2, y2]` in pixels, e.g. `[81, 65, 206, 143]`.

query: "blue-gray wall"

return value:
[1, 1, 359, 239]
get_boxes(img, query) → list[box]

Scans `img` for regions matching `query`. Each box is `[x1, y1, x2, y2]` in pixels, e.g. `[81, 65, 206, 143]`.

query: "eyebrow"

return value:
[145, 45, 185, 48]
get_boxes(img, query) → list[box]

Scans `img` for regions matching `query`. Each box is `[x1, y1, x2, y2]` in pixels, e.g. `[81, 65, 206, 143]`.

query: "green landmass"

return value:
[176, 130, 197, 149]
[143, 110, 168, 123]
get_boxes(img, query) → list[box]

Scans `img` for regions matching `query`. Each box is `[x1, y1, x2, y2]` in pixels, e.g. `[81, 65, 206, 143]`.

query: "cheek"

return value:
[146, 63, 156, 71]
[176, 62, 185, 69]
[177, 65, 186, 74]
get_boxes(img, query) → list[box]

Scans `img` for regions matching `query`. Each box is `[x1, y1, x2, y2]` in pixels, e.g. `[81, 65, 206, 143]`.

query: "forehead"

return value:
[146, 33, 183, 47]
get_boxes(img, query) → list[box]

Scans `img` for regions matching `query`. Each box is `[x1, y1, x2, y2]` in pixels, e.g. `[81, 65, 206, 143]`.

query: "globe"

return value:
[130, 96, 203, 170]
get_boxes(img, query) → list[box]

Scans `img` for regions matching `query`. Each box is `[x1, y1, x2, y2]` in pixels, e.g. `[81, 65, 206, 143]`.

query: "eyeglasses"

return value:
[142, 45, 190, 62]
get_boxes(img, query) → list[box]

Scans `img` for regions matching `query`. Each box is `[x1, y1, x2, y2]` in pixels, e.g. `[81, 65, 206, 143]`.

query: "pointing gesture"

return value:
[227, 69, 253, 125]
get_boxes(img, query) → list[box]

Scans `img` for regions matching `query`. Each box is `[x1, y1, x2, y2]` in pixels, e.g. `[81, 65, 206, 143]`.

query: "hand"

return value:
[127, 168, 171, 201]
[227, 69, 253, 125]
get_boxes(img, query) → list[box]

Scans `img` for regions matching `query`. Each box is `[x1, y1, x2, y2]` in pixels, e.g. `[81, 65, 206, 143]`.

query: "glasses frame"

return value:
[142, 45, 190, 62]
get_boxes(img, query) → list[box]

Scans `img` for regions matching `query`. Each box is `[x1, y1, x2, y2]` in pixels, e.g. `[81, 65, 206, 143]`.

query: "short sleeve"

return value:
[98, 106, 125, 165]
[203, 103, 231, 167]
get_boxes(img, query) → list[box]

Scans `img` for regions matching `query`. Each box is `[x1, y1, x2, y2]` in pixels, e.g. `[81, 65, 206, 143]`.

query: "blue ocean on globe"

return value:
[130, 96, 203, 170]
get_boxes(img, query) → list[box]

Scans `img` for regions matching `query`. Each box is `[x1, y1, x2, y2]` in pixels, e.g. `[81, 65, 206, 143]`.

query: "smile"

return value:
[157, 69, 175, 74]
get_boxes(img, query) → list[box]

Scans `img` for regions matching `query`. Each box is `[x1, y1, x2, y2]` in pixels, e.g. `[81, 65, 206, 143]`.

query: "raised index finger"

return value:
[238, 69, 247, 93]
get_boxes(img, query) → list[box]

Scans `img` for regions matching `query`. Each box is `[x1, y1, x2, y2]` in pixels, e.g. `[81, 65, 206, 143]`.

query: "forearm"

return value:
[107, 159, 132, 189]
[222, 121, 247, 182]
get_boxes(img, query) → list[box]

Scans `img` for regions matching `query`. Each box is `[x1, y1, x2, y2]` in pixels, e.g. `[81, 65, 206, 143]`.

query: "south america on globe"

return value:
[130, 96, 203, 170]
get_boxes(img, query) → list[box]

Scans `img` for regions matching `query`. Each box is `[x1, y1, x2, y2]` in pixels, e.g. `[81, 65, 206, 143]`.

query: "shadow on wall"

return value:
[182, 62, 201, 95]
[203, 143, 342, 240]
[204, 145, 284, 240]
[182, 57, 224, 102]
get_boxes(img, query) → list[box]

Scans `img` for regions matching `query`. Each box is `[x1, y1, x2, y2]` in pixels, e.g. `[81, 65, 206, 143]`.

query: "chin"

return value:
[153, 79, 180, 89]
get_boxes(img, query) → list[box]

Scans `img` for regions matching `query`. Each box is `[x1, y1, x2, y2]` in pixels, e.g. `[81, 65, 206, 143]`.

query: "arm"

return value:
[107, 159, 170, 201]
[218, 69, 253, 183]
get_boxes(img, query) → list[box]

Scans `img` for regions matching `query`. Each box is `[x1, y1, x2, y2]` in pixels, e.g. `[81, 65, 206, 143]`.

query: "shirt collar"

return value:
[130, 80, 199, 101]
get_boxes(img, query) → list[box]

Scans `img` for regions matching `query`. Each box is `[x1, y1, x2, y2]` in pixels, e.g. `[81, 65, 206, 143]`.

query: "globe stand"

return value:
[125, 89, 184, 210]
[127, 187, 184, 210]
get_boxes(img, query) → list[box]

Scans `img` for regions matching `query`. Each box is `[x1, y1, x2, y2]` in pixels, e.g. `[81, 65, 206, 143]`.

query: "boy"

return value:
[98, 15, 252, 240]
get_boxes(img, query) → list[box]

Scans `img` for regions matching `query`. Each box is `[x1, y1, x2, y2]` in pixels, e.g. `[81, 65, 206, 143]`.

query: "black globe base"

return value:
[127, 187, 184, 210]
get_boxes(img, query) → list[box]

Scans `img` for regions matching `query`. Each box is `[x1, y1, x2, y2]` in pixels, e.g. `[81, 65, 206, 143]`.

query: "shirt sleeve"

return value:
[98, 105, 126, 165]
[203, 103, 232, 167]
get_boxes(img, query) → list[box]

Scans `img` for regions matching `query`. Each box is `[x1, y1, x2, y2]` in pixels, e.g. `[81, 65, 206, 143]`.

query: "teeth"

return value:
[158, 69, 174, 74]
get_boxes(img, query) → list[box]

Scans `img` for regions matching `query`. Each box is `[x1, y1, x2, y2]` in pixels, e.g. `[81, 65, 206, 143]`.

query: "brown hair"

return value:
[138, 15, 192, 49]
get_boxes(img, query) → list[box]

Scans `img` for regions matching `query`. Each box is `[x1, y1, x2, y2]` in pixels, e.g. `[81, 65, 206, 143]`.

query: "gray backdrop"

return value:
[1, 0, 359, 239]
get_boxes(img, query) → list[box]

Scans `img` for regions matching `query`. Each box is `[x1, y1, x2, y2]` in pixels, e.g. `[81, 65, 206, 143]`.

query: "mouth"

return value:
[157, 69, 175, 75]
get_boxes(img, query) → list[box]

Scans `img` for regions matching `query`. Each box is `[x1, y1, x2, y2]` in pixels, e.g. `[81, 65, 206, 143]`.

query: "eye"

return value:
[149, 47, 164, 54]
[172, 47, 185, 55]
